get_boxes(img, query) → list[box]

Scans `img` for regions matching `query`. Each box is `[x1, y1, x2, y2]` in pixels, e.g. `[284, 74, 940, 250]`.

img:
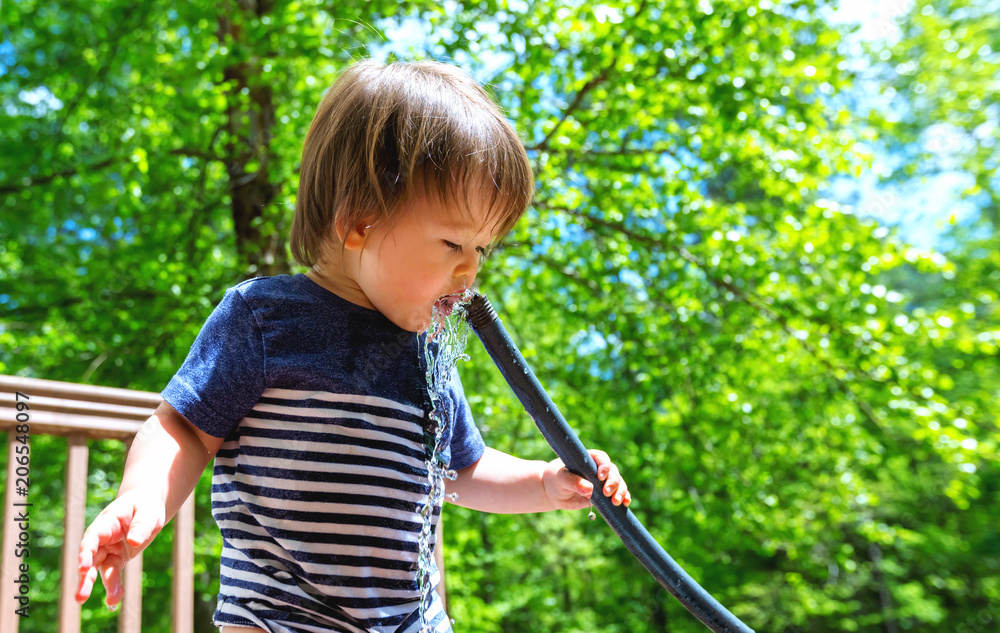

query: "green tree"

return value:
[856, 1, 1000, 630]
[1, 0, 997, 631]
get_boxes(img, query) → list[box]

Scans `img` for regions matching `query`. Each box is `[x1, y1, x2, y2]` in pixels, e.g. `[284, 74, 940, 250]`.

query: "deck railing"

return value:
[0, 375, 195, 633]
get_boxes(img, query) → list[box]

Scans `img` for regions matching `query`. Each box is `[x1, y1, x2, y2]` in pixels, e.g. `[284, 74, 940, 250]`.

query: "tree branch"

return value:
[538, 145, 680, 160]
[528, 0, 651, 153]
[0, 156, 120, 194]
[531, 66, 615, 153]
[168, 147, 225, 163]
[535, 200, 897, 442]
[0, 146, 222, 195]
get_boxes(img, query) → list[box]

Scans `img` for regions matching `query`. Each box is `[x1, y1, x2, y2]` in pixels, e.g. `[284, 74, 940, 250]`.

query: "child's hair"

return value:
[291, 59, 535, 268]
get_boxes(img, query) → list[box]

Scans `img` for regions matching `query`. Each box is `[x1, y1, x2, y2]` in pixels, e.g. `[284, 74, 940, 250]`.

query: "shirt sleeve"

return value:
[446, 368, 486, 471]
[161, 288, 266, 439]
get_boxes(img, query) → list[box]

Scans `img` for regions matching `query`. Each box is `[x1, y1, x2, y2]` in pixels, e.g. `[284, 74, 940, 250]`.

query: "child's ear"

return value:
[338, 220, 374, 251]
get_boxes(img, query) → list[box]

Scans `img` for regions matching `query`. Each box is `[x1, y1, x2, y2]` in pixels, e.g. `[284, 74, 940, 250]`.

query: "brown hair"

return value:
[290, 59, 535, 268]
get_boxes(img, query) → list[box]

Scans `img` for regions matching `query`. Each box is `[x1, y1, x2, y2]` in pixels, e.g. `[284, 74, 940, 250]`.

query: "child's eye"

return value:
[444, 241, 490, 258]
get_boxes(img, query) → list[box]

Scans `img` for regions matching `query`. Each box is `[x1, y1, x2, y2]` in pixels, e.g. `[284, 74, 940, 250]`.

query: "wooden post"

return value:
[1, 431, 26, 633]
[117, 550, 143, 633]
[118, 436, 142, 633]
[58, 433, 89, 633]
[172, 492, 195, 633]
[435, 511, 447, 612]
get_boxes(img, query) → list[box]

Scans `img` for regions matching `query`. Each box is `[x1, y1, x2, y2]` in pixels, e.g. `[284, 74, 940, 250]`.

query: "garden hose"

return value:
[465, 293, 755, 633]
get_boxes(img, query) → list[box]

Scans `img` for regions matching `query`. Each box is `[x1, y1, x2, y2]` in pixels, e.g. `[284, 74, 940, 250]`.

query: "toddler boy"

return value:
[76, 59, 630, 633]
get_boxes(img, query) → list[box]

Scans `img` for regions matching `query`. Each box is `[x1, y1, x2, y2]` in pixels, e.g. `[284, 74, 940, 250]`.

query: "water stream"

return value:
[417, 290, 473, 632]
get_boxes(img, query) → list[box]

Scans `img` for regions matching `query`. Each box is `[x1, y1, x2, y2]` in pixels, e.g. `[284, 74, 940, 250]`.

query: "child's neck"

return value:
[306, 256, 375, 311]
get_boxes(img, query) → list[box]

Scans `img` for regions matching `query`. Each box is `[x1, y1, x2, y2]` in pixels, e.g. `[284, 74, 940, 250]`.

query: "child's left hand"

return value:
[542, 449, 631, 511]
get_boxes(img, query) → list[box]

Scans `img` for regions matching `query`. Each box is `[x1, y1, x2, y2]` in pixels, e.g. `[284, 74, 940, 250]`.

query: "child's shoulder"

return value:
[224, 273, 356, 320]
[232, 274, 296, 290]
[217, 275, 317, 317]
[228, 274, 306, 302]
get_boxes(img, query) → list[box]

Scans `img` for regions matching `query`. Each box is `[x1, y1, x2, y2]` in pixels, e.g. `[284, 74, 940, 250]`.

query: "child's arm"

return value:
[75, 400, 224, 609]
[446, 447, 630, 514]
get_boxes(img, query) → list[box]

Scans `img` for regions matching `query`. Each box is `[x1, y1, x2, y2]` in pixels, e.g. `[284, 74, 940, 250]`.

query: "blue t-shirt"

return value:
[162, 273, 485, 633]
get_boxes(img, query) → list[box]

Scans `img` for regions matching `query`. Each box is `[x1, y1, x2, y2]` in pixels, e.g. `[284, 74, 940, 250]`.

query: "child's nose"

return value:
[454, 251, 481, 288]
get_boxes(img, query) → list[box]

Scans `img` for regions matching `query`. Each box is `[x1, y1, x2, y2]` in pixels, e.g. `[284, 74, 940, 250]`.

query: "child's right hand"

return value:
[76, 489, 166, 609]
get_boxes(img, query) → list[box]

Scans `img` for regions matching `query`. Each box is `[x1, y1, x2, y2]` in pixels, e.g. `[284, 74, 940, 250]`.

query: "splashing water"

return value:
[417, 290, 473, 632]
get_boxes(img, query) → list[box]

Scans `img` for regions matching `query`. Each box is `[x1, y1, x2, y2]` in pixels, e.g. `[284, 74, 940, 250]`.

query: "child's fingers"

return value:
[79, 503, 133, 569]
[607, 473, 630, 506]
[543, 460, 592, 509]
[100, 558, 126, 608]
[545, 454, 632, 509]
[589, 449, 618, 485]
[556, 467, 592, 497]
[91, 542, 124, 574]
[594, 458, 622, 495]
[75, 564, 100, 603]
[126, 500, 164, 548]
[76, 543, 121, 604]
[588, 449, 631, 507]
[78, 524, 110, 570]
[610, 480, 630, 507]
[77, 497, 148, 606]
[599, 475, 628, 506]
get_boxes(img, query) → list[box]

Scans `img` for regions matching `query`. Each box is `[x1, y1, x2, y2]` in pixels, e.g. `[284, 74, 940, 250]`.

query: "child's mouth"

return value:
[433, 290, 473, 317]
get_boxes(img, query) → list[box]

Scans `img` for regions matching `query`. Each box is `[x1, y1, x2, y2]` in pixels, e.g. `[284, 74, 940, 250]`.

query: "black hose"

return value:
[465, 293, 755, 633]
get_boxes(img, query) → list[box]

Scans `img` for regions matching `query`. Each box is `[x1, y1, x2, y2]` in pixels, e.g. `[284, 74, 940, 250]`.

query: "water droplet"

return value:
[588, 501, 597, 521]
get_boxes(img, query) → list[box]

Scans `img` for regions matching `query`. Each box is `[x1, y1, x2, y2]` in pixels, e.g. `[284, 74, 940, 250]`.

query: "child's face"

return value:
[353, 190, 499, 333]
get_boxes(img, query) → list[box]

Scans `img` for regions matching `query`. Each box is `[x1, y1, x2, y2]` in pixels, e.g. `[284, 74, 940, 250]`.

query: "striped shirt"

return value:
[162, 274, 485, 633]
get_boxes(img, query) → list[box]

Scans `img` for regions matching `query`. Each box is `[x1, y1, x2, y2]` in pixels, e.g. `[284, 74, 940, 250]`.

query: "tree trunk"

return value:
[869, 543, 900, 633]
[218, 0, 289, 278]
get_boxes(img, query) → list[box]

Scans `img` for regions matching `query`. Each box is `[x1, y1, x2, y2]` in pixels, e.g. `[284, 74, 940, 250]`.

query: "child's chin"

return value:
[413, 320, 432, 334]
[383, 310, 427, 333]
[404, 316, 429, 333]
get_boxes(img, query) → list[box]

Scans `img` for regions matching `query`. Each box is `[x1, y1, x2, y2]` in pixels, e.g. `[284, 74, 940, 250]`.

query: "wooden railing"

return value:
[0, 375, 195, 633]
